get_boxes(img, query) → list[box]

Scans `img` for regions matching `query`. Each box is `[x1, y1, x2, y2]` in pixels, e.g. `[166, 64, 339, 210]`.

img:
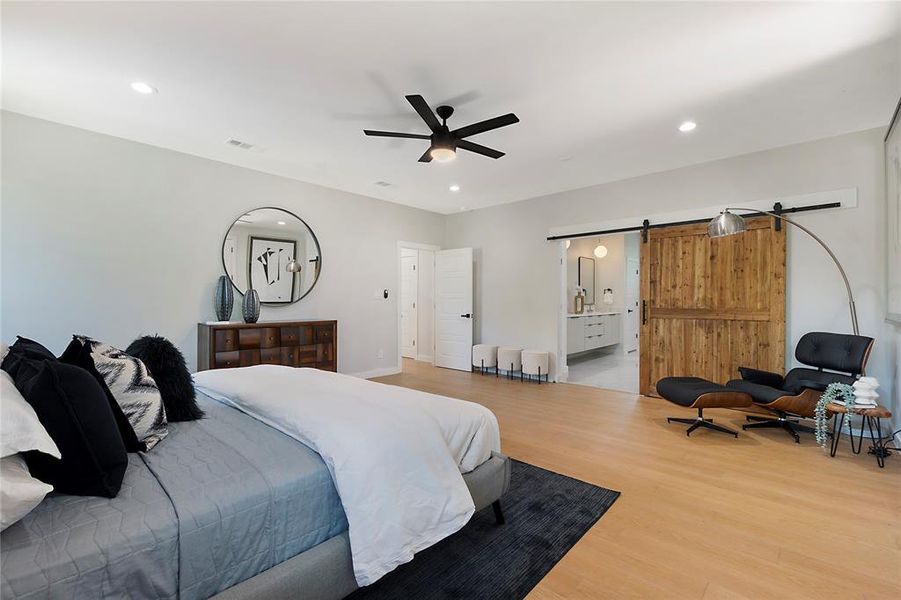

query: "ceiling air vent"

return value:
[225, 138, 254, 150]
[374, 181, 391, 187]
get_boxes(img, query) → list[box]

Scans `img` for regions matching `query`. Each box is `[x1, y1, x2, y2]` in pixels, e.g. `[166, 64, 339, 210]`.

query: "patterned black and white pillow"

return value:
[75, 336, 168, 450]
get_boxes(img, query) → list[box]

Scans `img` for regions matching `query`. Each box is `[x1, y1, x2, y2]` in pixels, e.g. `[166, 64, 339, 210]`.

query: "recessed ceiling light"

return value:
[276, 221, 286, 226]
[130, 81, 157, 95]
[449, 184, 460, 192]
[679, 121, 697, 132]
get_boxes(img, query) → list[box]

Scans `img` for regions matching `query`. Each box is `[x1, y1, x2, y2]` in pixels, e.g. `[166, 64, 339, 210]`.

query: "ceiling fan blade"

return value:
[456, 139, 505, 159]
[452, 113, 519, 139]
[363, 130, 431, 139]
[405, 95, 442, 132]
[418, 148, 434, 163]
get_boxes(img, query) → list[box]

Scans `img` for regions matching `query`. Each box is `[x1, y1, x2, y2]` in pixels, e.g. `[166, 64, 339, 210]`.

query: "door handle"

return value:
[627, 309, 634, 313]
[641, 300, 647, 325]
[460, 313, 472, 319]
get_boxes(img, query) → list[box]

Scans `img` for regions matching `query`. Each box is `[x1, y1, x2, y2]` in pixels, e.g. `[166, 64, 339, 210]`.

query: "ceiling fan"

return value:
[363, 94, 519, 163]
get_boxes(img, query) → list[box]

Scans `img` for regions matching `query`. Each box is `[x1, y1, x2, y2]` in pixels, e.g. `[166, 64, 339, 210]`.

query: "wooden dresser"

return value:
[197, 320, 337, 372]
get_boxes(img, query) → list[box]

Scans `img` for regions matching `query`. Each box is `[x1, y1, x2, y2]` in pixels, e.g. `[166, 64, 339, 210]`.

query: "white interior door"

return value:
[435, 248, 473, 371]
[400, 250, 418, 358]
[624, 257, 640, 352]
[416, 249, 435, 362]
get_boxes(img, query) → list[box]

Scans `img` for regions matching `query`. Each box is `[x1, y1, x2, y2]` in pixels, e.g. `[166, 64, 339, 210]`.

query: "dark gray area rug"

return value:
[348, 459, 620, 600]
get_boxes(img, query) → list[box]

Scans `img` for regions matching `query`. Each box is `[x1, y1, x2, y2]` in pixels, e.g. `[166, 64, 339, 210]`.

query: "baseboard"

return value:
[349, 366, 402, 379]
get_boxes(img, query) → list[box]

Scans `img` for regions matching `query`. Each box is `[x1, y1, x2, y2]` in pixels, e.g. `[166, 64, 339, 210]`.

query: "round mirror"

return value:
[222, 207, 322, 304]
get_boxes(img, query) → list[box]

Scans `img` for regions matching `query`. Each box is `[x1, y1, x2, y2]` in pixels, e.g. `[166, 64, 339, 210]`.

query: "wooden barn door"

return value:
[639, 217, 785, 396]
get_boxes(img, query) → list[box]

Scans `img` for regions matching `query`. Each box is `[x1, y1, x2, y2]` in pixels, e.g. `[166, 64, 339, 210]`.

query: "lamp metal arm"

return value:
[725, 208, 859, 335]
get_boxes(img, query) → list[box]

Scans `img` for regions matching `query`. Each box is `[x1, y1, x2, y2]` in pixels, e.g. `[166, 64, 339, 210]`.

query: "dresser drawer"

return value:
[260, 347, 282, 364]
[214, 330, 238, 352]
[214, 351, 240, 368]
[297, 344, 323, 365]
[280, 346, 300, 367]
[261, 327, 280, 349]
[315, 325, 334, 343]
[239, 328, 262, 349]
[280, 326, 301, 346]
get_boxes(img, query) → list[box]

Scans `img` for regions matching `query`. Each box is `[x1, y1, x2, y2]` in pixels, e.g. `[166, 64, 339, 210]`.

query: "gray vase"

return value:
[214, 275, 234, 321]
[242, 288, 261, 324]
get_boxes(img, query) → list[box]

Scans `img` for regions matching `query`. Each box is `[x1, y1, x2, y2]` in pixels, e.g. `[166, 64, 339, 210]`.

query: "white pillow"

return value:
[1, 370, 60, 458]
[0, 454, 53, 530]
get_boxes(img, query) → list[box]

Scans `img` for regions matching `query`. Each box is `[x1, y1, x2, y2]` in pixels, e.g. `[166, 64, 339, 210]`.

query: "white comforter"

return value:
[192, 365, 501, 586]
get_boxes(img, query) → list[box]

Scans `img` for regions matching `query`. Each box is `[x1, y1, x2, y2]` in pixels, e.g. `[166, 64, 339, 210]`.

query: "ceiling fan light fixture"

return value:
[430, 146, 456, 162]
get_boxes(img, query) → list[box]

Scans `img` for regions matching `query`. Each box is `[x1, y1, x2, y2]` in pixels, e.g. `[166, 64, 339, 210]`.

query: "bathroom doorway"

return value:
[562, 232, 640, 393]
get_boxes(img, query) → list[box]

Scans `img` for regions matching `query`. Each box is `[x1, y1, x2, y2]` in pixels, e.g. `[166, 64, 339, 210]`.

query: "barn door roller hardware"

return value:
[546, 201, 840, 242]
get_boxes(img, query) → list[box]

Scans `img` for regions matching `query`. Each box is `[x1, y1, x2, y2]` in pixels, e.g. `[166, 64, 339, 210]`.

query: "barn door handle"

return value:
[460, 313, 472, 319]
[641, 300, 648, 324]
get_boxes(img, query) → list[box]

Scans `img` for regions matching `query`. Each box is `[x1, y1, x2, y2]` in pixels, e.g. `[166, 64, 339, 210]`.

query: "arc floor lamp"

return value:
[707, 209, 859, 335]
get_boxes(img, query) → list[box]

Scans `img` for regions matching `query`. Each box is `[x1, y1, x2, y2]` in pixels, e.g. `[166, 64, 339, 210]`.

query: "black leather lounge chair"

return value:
[726, 331, 875, 443]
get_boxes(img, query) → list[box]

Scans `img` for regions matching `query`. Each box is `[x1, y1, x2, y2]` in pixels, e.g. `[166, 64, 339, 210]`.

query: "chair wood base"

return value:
[667, 409, 739, 437]
[742, 414, 815, 443]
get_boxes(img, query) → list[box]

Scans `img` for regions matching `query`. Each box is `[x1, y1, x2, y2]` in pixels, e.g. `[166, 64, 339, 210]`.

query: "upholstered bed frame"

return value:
[212, 452, 512, 600]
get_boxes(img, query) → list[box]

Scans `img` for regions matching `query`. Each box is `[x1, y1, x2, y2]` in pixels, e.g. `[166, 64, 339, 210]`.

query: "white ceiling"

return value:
[3, 1, 899, 214]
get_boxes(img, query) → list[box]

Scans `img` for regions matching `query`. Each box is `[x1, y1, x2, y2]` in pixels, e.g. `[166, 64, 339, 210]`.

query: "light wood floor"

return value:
[378, 359, 900, 599]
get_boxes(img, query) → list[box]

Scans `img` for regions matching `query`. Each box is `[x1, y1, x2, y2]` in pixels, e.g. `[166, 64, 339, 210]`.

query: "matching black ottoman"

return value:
[656, 377, 753, 437]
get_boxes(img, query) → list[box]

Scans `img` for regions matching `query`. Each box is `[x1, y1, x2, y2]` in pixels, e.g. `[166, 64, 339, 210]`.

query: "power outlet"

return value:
[377, 349, 384, 360]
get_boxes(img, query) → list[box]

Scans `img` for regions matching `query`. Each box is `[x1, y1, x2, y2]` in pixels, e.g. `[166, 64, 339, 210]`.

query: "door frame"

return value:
[396, 241, 440, 371]
[553, 189, 857, 389]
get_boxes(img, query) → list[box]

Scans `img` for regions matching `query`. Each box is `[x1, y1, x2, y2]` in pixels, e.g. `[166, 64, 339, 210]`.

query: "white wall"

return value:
[446, 127, 899, 429]
[0, 111, 446, 376]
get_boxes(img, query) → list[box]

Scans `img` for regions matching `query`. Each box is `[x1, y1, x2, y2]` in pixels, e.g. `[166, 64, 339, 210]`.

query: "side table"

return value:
[827, 403, 893, 468]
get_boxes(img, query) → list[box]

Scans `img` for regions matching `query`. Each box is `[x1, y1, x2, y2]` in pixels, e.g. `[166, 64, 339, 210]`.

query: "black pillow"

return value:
[20, 360, 128, 498]
[126, 335, 203, 421]
[59, 338, 146, 453]
[1, 336, 58, 384]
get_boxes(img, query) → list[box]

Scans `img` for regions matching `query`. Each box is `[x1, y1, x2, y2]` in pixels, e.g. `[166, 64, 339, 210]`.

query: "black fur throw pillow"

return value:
[125, 335, 203, 421]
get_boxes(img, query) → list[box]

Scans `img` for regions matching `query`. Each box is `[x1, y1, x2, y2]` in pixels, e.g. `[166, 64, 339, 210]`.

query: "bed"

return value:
[0, 370, 510, 600]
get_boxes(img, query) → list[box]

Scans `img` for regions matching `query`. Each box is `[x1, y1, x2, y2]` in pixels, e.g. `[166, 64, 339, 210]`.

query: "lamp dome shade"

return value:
[286, 258, 302, 273]
[708, 210, 747, 238]
[593, 245, 608, 258]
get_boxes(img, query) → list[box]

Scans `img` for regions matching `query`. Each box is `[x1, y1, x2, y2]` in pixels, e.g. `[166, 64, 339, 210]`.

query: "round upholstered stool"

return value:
[521, 350, 549, 384]
[497, 347, 522, 380]
[471, 344, 498, 375]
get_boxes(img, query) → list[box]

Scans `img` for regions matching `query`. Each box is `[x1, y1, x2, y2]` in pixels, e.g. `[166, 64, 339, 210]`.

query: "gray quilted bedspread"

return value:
[1, 392, 348, 600]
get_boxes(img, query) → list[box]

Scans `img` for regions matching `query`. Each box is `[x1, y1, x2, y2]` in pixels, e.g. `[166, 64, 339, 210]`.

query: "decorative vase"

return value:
[214, 275, 234, 321]
[242, 288, 261, 324]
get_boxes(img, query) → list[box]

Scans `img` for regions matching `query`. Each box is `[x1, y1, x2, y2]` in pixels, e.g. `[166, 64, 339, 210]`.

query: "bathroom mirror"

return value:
[578, 256, 595, 305]
[222, 207, 321, 305]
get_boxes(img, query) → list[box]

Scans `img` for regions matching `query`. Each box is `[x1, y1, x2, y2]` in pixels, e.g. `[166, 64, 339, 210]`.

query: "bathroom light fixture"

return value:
[679, 121, 697, 132]
[449, 184, 460, 192]
[594, 245, 608, 258]
[130, 81, 157, 95]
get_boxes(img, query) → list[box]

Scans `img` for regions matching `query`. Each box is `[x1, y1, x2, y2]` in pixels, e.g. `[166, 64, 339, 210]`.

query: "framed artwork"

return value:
[886, 96, 901, 324]
[248, 236, 297, 303]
